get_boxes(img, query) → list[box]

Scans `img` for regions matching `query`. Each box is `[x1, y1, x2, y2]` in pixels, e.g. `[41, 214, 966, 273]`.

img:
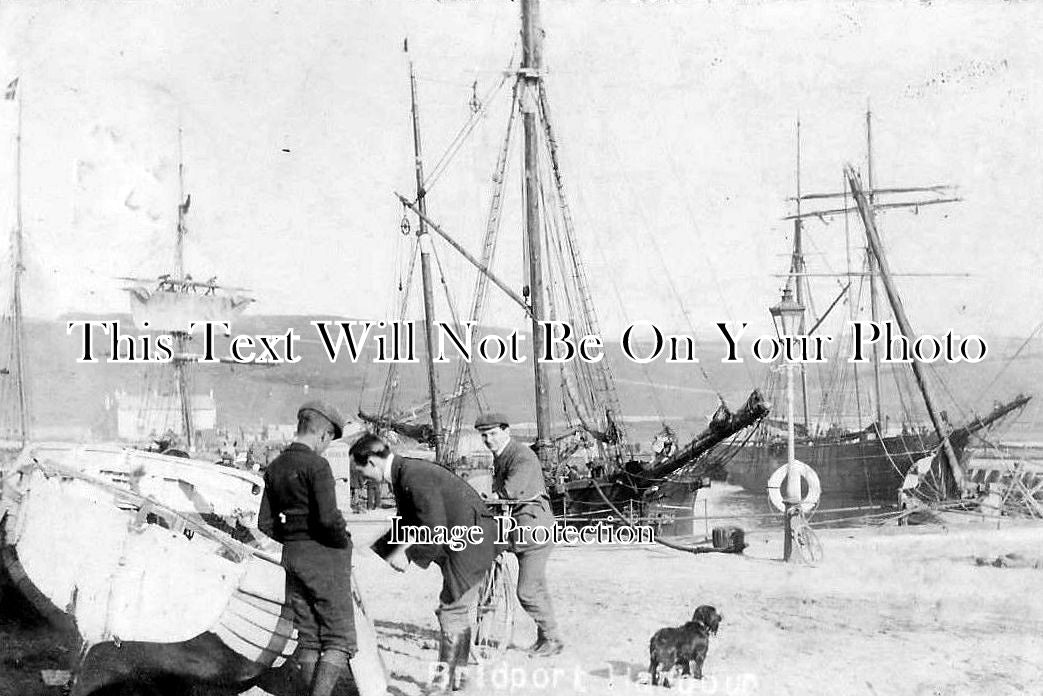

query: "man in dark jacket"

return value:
[258, 400, 354, 696]
[475, 411, 563, 657]
[349, 433, 499, 691]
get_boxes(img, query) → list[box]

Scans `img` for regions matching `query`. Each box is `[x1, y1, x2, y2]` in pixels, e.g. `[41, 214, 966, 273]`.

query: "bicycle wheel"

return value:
[792, 517, 823, 565]
[473, 554, 515, 662]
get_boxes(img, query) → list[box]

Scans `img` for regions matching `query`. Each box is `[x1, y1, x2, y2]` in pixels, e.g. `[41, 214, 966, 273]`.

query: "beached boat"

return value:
[728, 396, 1029, 507]
[0, 451, 388, 696]
[552, 391, 769, 524]
[10, 441, 266, 532]
[726, 119, 1029, 509]
[0, 457, 295, 695]
[373, 2, 768, 525]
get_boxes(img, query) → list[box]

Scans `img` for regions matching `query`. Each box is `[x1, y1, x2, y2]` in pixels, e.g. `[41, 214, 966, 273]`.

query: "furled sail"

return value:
[126, 284, 254, 332]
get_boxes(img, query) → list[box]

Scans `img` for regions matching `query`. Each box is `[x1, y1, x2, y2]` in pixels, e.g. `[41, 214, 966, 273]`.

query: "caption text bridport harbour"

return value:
[66, 319, 989, 366]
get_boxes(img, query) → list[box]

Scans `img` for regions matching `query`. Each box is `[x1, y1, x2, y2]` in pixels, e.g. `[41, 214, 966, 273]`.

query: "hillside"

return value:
[14, 315, 1043, 446]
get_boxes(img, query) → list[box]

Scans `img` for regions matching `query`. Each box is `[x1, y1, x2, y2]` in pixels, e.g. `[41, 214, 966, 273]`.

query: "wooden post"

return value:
[692, 497, 699, 537]
[703, 498, 709, 540]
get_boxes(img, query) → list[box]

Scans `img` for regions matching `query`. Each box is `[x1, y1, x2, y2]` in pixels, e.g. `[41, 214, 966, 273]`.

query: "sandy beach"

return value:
[347, 515, 1043, 696]
[3, 511, 1040, 695]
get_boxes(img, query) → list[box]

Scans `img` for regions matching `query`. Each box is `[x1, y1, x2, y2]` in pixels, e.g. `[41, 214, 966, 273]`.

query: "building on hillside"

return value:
[110, 389, 217, 443]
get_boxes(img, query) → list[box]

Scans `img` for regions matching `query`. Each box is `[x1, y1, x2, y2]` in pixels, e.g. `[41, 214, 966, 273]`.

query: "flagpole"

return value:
[12, 78, 28, 445]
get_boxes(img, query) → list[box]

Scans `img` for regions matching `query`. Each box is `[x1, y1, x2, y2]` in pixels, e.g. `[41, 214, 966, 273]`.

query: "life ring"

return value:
[767, 460, 821, 513]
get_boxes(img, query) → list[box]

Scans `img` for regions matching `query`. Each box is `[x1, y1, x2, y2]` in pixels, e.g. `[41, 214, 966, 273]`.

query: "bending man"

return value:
[349, 434, 499, 691]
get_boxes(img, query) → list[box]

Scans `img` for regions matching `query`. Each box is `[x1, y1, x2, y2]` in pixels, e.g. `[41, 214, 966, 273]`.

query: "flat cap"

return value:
[298, 400, 345, 440]
[474, 411, 510, 430]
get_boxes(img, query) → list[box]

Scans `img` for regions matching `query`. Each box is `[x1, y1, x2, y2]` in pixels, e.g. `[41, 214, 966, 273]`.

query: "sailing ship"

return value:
[370, 3, 768, 525]
[726, 116, 1030, 509]
[118, 131, 254, 453]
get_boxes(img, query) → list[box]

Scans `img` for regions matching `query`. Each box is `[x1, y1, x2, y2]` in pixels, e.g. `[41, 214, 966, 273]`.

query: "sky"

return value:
[0, 0, 1041, 343]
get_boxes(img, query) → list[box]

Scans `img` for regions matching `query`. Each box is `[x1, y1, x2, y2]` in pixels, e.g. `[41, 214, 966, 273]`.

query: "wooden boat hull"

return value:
[726, 433, 936, 508]
[0, 462, 295, 692]
[8, 442, 265, 525]
[551, 390, 771, 525]
[552, 476, 655, 524]
[1, 457, 389, 696]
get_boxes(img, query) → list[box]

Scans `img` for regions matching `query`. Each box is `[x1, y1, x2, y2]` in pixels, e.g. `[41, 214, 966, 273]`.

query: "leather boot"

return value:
[528, 636, 563, 657]
[527, 627, 546, 654]
[528, 628, 563, 657]
[310, 658, 344, 696]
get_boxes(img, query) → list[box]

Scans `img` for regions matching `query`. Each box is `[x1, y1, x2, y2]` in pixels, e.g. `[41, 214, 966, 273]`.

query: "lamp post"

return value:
[770, 286, 805, 562]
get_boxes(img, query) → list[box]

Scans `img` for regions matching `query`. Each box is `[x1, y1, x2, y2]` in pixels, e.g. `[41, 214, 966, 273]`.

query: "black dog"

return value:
[648, 605, 722, 686]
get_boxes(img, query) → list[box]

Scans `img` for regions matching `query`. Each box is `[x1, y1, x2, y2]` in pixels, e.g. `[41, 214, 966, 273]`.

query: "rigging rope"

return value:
[424, 49, 516, 194]
[574, 128, 729, 440]
[376, 241, 420, 420]
[443, 80, 520, 461]
[655, 143, 747, 400]
[980, 319, 1043, 402]
[624, 138, 732, 404]
[428, 235, 485, 453]
[536, 85, 631, 456]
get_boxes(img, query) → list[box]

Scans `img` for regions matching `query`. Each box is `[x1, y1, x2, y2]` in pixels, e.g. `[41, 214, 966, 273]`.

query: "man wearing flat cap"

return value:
[475, 411, 564, 657]
[259, 400, 355, 696]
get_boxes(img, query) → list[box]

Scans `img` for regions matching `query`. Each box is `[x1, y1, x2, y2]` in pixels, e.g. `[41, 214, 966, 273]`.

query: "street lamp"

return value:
[770, 286, 805, 562]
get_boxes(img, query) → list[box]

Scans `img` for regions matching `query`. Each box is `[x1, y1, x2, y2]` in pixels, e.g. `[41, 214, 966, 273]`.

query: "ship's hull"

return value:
[8, 441, 266, 523]
[1, 453, 390, 696]
[551, 473, 702, 527]
[727, 433, 937, 508]
[550, 390, 771, 527]
[0, 463, 297, 691]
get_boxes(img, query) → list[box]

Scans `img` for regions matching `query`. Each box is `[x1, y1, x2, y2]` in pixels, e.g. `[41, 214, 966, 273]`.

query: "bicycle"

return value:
[788, 508, 823, 564]
[473, 545, 516, 661]
[472, 496, 539, 661]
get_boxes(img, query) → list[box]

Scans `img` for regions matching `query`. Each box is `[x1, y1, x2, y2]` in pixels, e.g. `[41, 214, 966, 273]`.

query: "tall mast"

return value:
[791, 119, 810, 431]
[789, 111, 960, 436]
[176, 128, 186, 280]
[521, 0, 553, 468]
[174, 128, 193, 450]
[12, 83, 28, 445]
[407, 43, 444, 465]
[866, 108, 884, 429]
[845, 167, 963, 493]
[792, 119, 803, 305]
